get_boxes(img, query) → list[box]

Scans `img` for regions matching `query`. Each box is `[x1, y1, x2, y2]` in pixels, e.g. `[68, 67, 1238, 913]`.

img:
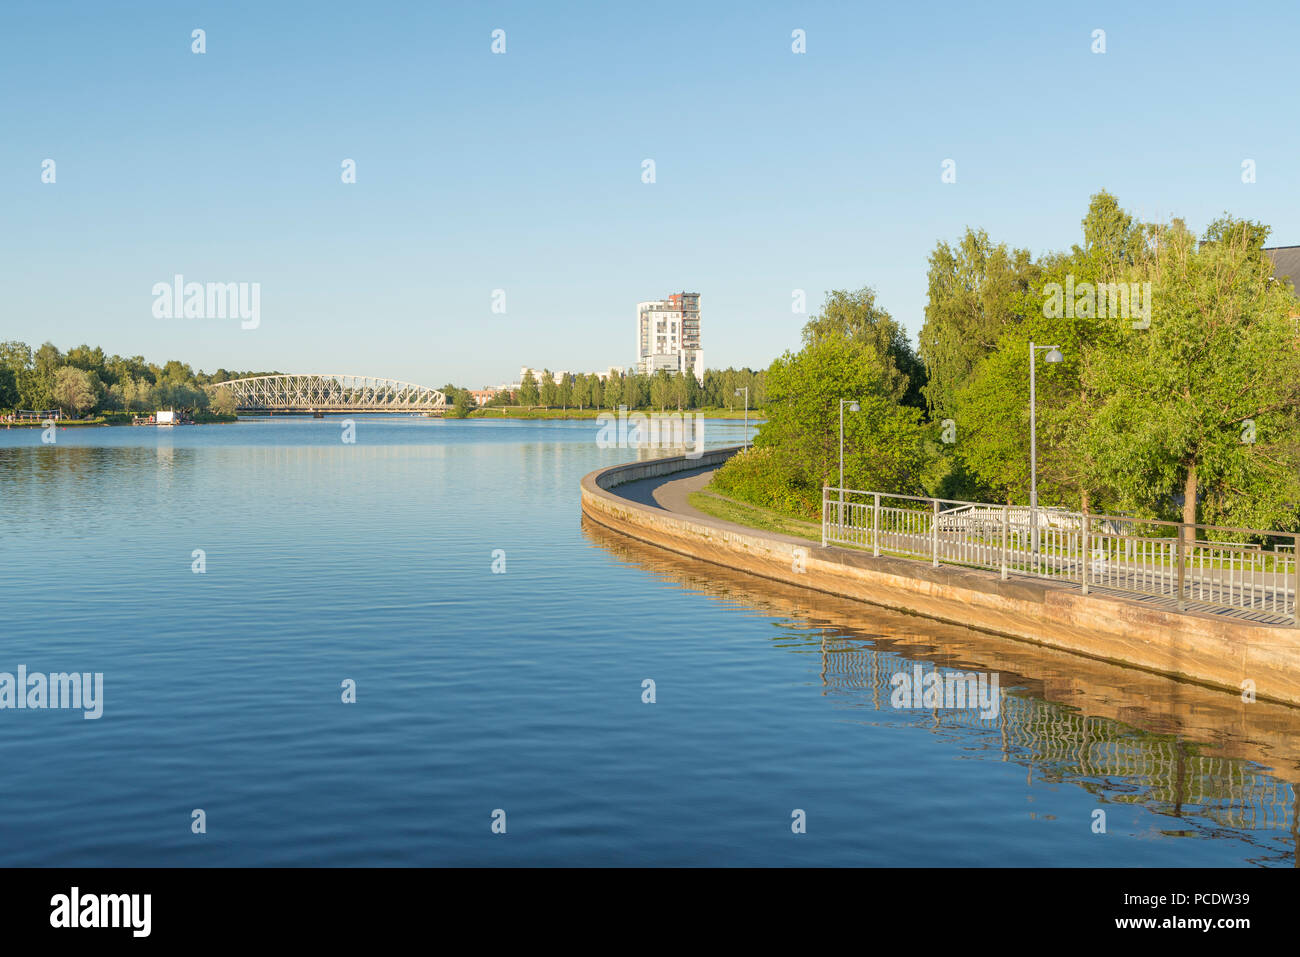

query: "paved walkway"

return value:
[607, 465, 1296, 626]
[610, 465, 719, 517]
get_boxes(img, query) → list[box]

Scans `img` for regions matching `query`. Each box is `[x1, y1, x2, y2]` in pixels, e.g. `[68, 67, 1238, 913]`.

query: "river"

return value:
[1, 415, 1296, 865]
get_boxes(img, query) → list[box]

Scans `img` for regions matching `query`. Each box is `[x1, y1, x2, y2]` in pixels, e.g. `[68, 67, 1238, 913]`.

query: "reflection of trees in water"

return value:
[583, 516, 1300, 863]
[820, 635, 1298, 848]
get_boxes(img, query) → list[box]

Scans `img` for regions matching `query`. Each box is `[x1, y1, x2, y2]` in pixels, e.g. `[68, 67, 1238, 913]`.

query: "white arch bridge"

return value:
[207, 375, 447, 412]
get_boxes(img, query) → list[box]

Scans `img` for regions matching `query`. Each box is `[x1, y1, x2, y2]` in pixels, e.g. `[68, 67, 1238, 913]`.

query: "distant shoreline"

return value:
[3, 411, 763, 427]
[450, 407, 764, 422]
[2, 415, 238, 428]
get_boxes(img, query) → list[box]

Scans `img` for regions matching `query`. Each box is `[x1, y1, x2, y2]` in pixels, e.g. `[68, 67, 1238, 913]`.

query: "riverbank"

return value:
[3, 414, 238, 427]
[3, 417, 108, 428]
[581, 448, 1300, 708]
[456, 406, 764, 421]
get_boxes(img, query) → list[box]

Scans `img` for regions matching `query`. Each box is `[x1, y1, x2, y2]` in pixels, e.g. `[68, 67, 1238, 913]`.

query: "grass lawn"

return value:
[687, 486, 822, 542]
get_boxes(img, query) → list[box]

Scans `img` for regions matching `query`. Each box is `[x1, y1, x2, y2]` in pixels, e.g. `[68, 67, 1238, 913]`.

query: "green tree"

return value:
[0, 367, 17, 410]
[452, 388, 473, 418]
[65, 344, 107, 380]
[52, 366, 96, 417]
[802, 287, 926, 410]
[928, 192, 1153, 509]
[714, 337, 929, 518]
[917, 230, 1039, 419]
[951, 247, 1132, 510]
[1082, 216, 1300, 536]
[671, 372, 689, 410]
[650, 370, 672, 411]
[1078, 189, 1143, 264]
[0, 341, 32, 375]
[624, 371, 647, 409]
[210, 387, 237, 416]
[602, 373, 621, 409]
[519, 370, 539, 406]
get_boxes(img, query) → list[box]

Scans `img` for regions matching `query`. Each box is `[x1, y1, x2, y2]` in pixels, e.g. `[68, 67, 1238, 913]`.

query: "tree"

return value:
[52, 367, 96, 417]
[671, 372, 689, 410]
[950, 251, 1132, 510]
[0, 367, 17, 410]
[650, 370, 673, 411]
[624, 371, 647, 409]
[1079, 189, 1143, 264]
[0, 341, 32, 375]
[20, 342, 63, 410]
[210, 387, 237, 416]
[109, 375, 151, 412]
[713, 336, 929, 518]
[540, 370, 557, 407]
[802, 287, 926, 410]
[1082, 216, 1300, 536]
[33, 342, 62, 377]
[720, 369, 738, 409]
[65, 344, 107, 379]
[923, 193, 1153, 510]
[602, 373, 621, 409]
[519, 370, 539, 407]
[452, 388, 473, 418]
[160, 359, 195, 384]
[148, 380, 203, 413]
[917, 230, 1039, 419]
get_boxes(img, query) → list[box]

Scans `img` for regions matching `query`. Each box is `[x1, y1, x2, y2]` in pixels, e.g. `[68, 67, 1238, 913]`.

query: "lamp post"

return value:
[839, 399, 861, 525]
[734, 387, 749, 445]
[1029, 342, 1063, 557]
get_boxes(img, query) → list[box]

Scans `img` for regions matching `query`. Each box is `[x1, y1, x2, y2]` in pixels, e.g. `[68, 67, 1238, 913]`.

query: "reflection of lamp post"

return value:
[734, 387, 749, 445]
[1029, 342, 1064, 556]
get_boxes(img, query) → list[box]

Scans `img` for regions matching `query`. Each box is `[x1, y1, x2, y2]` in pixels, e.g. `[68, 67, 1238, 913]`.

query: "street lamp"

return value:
[839, 398, 861, 511]
[1029, 342, 1063, 557]
[734, 387, 749, 445]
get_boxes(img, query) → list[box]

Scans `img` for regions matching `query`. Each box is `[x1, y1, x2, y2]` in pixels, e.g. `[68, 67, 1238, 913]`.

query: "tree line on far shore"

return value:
[0, 338, 767, 422]
[441, 367, 768, 418]
[713, 191, 1300, 538]
[0, 341, 272, 419]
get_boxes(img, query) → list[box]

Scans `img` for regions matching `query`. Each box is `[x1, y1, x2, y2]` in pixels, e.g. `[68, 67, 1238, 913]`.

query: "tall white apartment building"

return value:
[637, 292, 702, 383]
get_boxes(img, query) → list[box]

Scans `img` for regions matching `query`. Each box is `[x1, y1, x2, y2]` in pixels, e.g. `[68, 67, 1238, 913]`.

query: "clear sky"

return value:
[3, 1, 1298, 388]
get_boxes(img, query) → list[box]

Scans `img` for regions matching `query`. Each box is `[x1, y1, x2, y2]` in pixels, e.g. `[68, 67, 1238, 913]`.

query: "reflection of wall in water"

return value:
[820, 636, 1296, 832]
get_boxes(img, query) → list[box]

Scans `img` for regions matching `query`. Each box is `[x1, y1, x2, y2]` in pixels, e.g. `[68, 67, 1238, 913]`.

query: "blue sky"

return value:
[3, 1, 1298, 387]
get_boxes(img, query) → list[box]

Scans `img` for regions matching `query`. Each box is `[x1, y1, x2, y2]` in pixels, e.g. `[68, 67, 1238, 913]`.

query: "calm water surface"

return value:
[1, 416, 1297, 866]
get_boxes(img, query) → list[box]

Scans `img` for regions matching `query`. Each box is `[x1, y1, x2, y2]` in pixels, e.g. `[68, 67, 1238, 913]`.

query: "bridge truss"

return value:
[207, 374, 447, 412]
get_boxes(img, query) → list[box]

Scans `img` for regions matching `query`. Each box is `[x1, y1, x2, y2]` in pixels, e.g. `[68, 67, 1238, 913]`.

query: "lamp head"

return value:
[849, 401, 860, 413]
[1045, 347, 1064, 363]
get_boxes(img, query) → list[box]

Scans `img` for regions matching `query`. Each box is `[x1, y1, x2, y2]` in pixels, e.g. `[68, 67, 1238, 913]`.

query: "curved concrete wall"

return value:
[580, 448, 1300, 708]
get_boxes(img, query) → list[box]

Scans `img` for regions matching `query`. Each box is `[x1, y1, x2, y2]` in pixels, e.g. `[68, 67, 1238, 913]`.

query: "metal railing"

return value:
[822, 487, 1300, 625]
